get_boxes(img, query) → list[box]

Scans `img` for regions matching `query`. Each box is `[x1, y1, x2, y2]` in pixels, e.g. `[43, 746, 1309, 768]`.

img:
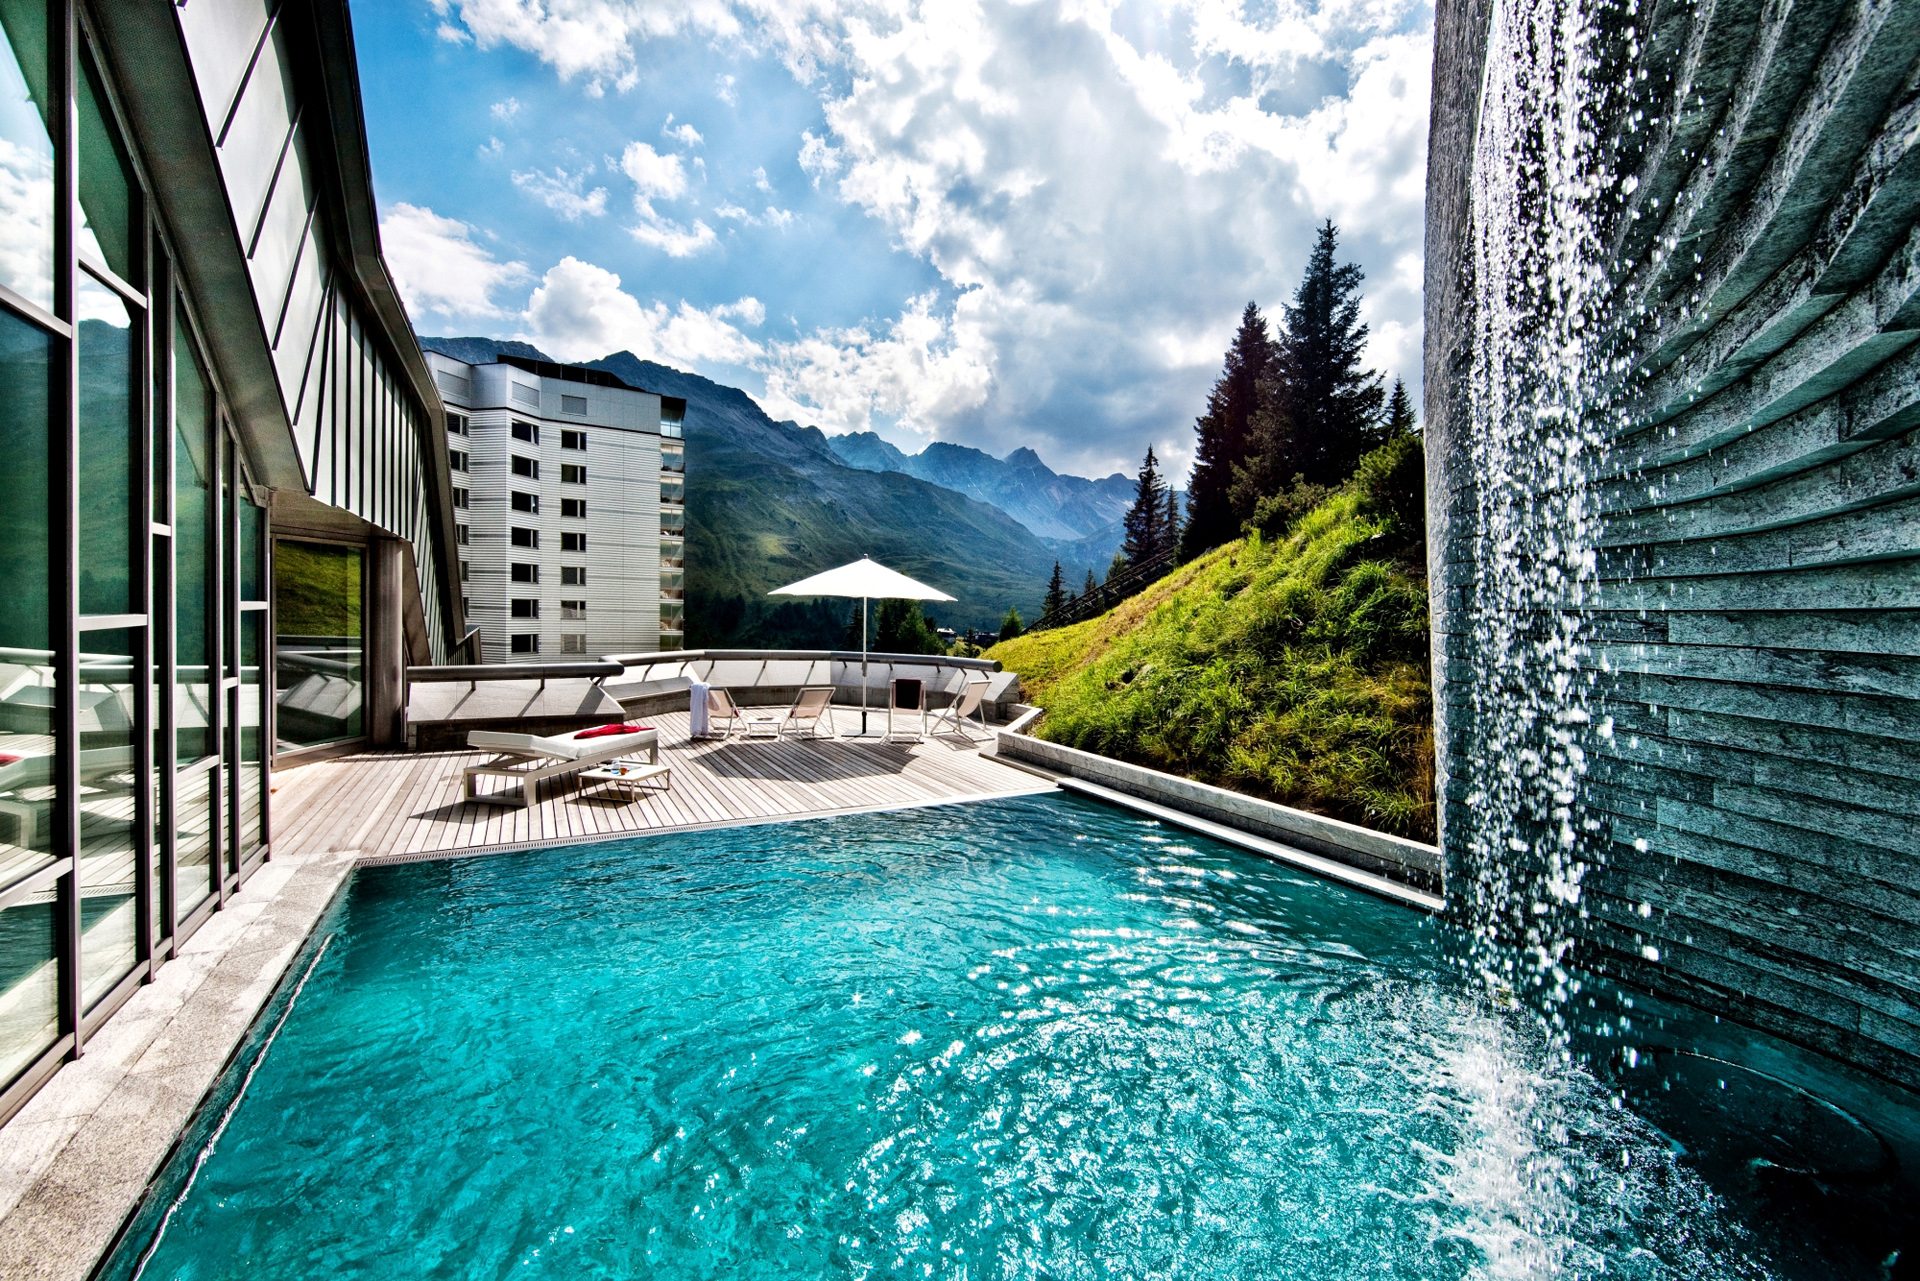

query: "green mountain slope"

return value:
[986, 487, 1435, 839]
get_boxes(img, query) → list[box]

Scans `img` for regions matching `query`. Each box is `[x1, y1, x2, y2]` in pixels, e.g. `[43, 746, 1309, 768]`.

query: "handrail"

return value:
[601, 648, 1001, 673]
[407, 661, 623, 683]
[1031, 545, 1180, 632]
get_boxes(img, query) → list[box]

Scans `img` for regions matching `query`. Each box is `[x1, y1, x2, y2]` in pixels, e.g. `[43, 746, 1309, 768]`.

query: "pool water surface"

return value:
[112, 794, 1787, 1279]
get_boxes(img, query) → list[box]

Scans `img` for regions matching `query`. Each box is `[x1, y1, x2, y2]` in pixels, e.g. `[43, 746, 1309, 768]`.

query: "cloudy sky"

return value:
[360, 0, 1433, 482]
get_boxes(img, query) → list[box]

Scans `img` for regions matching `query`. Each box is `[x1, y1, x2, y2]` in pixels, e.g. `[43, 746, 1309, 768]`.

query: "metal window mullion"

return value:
[155, 262, 177, 948]
[54, 0, 81, 1058]
[208, 424, 226, 909]
[131, 204, 154, 977]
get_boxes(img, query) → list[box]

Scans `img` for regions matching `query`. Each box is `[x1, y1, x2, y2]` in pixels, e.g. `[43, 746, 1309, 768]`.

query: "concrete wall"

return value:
[1428, 0, 1920, 1088]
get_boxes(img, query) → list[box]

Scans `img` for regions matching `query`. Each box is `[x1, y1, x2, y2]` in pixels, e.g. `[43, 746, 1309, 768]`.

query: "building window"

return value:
[511, 420, 538, 444]
[561, 566, 586, 586]
[511, 383, 539, 408]
[448, 413, 469, 435]
[448, 449, 467, 471]
[511, 563, 539, 583]
[561, 464, 585, 484]
[511, 527, 538, 548]
[463, 597, 471, 616]
[511, 491, 538, 513]
[562, 498, 585, 519]
[461, 560, 471, 582]
[511, 633, 540, 654]
[451, 487, 468, 508]
[561, 394, 588, 415]
[561, 634, 588, 653]
[511, 455, 538, 479]
[511, 599, 540, 619]
[561, 600, 586, 619]
[561, 531, 586, 552]
[456, 524, 470, 545]
[561, 430, 586, 450]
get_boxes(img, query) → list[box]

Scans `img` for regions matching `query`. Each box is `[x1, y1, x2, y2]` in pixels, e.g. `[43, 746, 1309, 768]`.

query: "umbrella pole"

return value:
[861, 595, 870, 735]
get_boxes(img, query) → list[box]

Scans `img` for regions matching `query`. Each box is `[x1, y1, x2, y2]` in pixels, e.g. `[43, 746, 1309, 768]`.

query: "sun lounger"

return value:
[780, 686, 836, 738]
[464, 726, 660, 807]
[704, 687, 745, 738]
[930, 677, 992, 742]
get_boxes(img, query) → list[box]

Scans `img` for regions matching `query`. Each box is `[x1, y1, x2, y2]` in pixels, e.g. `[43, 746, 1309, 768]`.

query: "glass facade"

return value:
[0, 4, 276, 1111]
[272, 541, 363, 752]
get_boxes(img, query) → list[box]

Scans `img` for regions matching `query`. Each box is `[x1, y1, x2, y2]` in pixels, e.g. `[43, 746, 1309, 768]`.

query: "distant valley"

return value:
[420, 337, 1126, 645]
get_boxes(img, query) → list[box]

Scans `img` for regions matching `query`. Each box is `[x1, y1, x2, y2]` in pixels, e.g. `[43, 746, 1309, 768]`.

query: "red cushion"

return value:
[573, 723, 651, 740]
[0, 753, 19, 766]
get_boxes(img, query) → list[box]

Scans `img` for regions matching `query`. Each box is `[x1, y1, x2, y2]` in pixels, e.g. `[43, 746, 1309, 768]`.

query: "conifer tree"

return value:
[1122, 447, 1169, 565]
[1385, 377, 1417, 437]
[1270, 221, 1384, 487]
[999, 607, 1023, 641]
[1161, 487, 1182, 559]
[1181, 303, 1275, 558]
[1083, 568, 1098, 597]
[1042, 561, 1067, 616]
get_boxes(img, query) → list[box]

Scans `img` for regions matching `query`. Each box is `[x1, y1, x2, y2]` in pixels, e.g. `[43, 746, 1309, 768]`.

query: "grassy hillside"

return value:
[986, 488, 1434, 840]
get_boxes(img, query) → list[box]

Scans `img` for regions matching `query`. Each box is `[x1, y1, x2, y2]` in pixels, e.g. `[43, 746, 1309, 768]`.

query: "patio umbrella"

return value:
[769, 557, 956, 736]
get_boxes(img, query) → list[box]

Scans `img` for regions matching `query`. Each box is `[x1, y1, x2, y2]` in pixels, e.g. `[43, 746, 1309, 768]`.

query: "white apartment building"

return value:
[424, 351, 687, 659]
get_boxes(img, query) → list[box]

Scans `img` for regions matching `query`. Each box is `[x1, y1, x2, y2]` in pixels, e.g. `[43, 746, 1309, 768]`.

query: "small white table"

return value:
[578, 758, 672, 802]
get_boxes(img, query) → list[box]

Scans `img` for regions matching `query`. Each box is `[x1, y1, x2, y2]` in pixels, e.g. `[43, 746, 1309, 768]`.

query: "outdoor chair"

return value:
[463, 725, 660, 808]
[929, 677, 992, 742]
[779, 686, 836, 738]
[886, 677, 925, 743]
[705, 687, 745, 738]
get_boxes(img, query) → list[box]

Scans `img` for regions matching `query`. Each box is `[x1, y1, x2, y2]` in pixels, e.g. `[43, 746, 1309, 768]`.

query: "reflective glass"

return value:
[0, 0, 54, 311]
[0, 308, 52, 887]
[234, 613, 261, 857]
[78, 270, 134, 616]
[174, 310, 213, 763]
[76, 49, 134, 283]
[0, 895, 57, 1085]
[79, 629, 137, 1010]
[173, 764, 213, 924]
[273, 542, 363, 750]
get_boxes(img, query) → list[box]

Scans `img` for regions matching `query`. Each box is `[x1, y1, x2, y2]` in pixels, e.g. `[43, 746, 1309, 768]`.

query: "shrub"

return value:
[1352, 433, 1425, 540]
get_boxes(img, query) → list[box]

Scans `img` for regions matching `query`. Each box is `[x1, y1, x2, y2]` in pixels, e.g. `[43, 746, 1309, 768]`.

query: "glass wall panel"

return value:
[0, 895, 58, 1085]
[78, 629, 137, 1009]
[0, 0, 54, 311]
[173, 764, 213, 924]
[174, 309, 212, 765]
[273, 542, 362, 751]
[234, 612, 262, 857]
[75, 50, 133, 283]
[77, 270, 134, 616]
[0, 308, 52, 889]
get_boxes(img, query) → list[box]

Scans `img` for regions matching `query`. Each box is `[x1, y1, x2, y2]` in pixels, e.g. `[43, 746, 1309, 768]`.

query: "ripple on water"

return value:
[118, 795, 1775, 1281]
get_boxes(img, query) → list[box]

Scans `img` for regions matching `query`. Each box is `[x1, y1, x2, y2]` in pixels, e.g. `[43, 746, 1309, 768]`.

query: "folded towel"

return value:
[574, 723, 653, 740]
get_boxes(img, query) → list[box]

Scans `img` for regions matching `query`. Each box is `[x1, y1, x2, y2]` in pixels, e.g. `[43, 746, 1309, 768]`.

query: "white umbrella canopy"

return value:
[768, 557, 955, 603]
[767, 557, 956, 736]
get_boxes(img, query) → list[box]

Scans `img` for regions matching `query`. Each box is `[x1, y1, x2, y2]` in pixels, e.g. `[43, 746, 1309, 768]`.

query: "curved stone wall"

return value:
[1428, 0, 1920, 1087]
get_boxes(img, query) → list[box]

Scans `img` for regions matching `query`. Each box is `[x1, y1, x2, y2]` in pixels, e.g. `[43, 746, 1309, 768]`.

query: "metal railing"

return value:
[1030, 546, 1180, 632]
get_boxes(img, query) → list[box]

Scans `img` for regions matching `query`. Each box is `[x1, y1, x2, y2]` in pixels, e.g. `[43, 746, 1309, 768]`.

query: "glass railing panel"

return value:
[78, 630, 138, 1010]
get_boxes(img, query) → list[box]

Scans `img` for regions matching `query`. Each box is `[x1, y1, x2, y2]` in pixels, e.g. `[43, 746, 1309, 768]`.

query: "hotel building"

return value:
[0, 0, 466, 1122]
[422, 349, 688, 659]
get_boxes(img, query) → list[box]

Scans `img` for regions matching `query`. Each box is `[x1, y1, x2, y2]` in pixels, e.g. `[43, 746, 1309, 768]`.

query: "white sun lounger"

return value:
[929, 677, 992, 742]
[463, 728, 660, 808]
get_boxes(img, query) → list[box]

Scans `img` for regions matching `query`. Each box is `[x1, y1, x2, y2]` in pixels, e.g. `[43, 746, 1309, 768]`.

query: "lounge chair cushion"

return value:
[574, 722, 653, 740]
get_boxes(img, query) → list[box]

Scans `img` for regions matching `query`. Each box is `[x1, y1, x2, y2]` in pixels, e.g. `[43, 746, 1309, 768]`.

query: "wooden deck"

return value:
[269, 711, 1055, 866]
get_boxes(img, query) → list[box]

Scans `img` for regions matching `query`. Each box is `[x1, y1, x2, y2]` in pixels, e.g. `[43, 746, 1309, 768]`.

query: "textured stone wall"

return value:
[1427, 0, 1920, 1088]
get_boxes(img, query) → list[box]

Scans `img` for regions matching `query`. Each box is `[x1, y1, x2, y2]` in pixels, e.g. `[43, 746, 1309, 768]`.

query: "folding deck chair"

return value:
[929, 677, 992, 742]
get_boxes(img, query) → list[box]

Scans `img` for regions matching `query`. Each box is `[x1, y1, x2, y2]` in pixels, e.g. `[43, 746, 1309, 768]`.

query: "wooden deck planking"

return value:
[270, 711, 1050, 866]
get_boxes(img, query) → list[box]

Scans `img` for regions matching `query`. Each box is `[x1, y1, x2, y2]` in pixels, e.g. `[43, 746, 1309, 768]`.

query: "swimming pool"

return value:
[107, 794, 1822, 1278]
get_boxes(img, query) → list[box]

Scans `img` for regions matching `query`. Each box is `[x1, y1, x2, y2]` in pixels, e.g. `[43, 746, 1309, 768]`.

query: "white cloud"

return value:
[380, 203, 530, 320]
[491, 96, 521, 122]
[751, 165, 773, 192]
[477, 135, 504, 160]
[797, 129, 839, 185]
[714, 202, 797, 229]
[662, 116, 703, 146]
[619, 141, 689, 200]
[523, 256, 764, 365]
[428, 0, 742, 94]
[628, 217, 719, 256]
[511, 166, 608, 220]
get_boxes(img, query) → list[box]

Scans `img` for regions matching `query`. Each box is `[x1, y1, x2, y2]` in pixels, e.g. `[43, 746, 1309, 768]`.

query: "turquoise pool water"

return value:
[113, 794, 1790, 1279]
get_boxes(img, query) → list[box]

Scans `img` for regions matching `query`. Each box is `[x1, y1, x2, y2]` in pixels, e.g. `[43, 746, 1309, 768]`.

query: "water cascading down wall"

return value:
[1425, 0, 1920, 1090]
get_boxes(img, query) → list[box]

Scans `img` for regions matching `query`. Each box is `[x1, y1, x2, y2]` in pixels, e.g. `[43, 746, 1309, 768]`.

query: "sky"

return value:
[357, 0, 1434, 483]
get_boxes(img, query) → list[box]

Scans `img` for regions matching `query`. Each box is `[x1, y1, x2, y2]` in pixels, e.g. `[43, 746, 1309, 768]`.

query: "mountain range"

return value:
[419, 337, 1125, 644]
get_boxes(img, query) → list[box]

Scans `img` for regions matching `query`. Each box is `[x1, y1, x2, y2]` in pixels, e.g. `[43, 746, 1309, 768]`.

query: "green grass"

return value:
[986, 489, 1434, 841]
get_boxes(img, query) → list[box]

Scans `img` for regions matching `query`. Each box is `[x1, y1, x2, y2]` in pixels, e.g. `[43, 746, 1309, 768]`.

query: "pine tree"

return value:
[1269, 221, 1385, 487]
[1161, 487, 1182, 559]
[875, 599, 942, 654]
[1042, 561, 1067, 616]
[1106, 550, 1128, 583]
[1083, 568, 1098, 597]
[999, 607, 1023, 641]
[1182, 303, 1275, 558]
[1385, 377, 1417, 437]
[1122, 448, 1168, 565]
